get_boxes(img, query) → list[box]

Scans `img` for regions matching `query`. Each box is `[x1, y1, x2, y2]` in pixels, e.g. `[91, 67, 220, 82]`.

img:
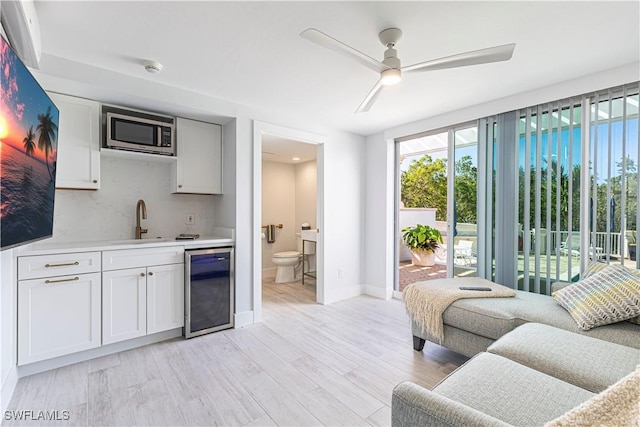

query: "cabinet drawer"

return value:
[102, 246, 185, 271]
[18, 251, 101, 280]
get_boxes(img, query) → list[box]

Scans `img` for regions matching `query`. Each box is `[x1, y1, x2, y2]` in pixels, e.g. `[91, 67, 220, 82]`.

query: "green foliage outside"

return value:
[400, 154, 477, 223]
[518, 157, 638, 233]
[401, 224, 443, 252]
[400, 153, 637, 235]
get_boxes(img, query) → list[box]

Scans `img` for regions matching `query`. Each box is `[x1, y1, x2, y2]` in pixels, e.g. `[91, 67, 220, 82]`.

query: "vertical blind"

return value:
[478, 83, 639, 293]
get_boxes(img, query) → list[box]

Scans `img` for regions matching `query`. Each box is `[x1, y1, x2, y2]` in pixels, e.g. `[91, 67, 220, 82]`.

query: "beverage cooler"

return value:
[184, 247, 234, 338]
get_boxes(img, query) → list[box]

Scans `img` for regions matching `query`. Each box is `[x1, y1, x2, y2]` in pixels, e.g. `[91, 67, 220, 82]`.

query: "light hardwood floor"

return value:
[5, 279, 466, 426]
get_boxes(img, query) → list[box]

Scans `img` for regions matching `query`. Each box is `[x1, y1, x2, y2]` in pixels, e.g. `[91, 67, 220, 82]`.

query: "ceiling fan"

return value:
[301, 28, 516, 113]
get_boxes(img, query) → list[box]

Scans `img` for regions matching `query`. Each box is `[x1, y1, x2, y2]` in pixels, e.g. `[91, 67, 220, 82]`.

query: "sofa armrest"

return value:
[392, 382, 512, 427]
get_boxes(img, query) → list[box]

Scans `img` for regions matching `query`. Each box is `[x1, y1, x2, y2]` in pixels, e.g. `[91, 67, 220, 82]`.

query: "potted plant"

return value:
[628, 231, 636, 261]
[401, 224, 443, 267]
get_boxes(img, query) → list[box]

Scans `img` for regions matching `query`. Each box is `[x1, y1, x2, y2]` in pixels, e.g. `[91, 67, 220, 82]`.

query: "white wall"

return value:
[321, 133, 365, 303]
[295, 160, 317, 230]
[50, 157, 217, 242]
[262, 161, 297, 275]
[364, 62, 640, 297]
[363, 132, 395, 299]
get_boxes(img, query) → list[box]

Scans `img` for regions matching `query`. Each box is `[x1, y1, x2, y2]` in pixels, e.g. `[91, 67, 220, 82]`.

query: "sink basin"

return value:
[300, 230, 318, 241]
[108, 237, 173, 245]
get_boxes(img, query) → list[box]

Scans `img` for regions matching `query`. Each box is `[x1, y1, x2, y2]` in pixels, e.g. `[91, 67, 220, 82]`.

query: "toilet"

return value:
[272, 235, 315, 283]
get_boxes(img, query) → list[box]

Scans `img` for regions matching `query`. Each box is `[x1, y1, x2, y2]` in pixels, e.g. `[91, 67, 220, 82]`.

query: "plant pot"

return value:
[410, 249, 436, 267]
[629, 244, 636, 261]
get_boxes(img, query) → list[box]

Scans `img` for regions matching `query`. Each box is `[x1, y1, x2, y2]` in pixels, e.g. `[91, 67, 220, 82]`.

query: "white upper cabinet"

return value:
[172, 117, 222, 194]
[49, 92, 101, 190]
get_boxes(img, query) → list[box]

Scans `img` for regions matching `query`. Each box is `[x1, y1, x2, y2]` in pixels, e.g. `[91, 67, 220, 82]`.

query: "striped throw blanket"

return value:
[403, 277, 516, 343]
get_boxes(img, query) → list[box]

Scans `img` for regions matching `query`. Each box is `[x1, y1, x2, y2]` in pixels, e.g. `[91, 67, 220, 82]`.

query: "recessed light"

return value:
[292, 157, 300, 161]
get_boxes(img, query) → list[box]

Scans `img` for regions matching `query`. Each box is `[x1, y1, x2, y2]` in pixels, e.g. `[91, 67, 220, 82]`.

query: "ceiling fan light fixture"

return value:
[380, 68, 401, 86]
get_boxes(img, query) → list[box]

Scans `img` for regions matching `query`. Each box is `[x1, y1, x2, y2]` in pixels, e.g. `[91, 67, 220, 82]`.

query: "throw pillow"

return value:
[582, 261, 608, 279]
[553, 265, 640, 330]
[582, 262, 640, 325]
[545, 365, 640, 427]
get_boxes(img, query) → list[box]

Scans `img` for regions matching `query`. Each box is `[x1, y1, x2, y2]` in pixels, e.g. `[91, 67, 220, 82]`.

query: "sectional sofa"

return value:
[410, 283, 640, 357]
[392, 322, 640, 426]
[395, 267, 640, 426]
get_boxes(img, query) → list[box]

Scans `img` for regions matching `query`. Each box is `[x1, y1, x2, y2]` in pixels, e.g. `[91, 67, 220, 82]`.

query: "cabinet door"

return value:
[49, 92, 101, 190]
[172, 117, 222, 194]
[102, 268, 146, 344]
[18, 273, 101, 365]
[147, 263, 184, 334]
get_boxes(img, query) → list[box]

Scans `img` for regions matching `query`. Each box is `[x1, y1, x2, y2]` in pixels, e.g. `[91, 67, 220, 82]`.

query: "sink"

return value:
[300, 230, 318, 242]
[108, 237, 173, 245]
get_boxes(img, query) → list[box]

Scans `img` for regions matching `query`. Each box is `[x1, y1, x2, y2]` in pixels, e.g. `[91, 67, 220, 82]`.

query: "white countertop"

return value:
[14, 235, 234, 256]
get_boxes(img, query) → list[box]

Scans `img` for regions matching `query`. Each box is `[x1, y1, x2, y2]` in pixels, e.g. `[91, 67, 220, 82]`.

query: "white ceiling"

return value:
[33, 1, 640, 136]
[262, 134, 318, 164]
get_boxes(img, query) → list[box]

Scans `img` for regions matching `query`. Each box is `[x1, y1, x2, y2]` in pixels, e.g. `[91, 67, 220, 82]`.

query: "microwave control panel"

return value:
[161, 127, 172, 147]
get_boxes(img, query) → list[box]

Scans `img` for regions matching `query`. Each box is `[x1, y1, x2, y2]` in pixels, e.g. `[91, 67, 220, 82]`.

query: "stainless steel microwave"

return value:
[105, 112, 175, 156]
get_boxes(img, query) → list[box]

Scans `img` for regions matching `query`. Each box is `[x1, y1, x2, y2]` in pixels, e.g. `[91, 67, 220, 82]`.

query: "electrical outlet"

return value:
[337, 268, 343, 279]
[186, 213, 195, 225]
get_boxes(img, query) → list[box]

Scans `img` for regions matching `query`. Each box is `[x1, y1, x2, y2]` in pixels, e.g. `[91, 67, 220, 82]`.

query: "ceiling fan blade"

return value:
[402, 43, 516, 73]
[301, 28, 389, 74]
[356, 80, 384, 113]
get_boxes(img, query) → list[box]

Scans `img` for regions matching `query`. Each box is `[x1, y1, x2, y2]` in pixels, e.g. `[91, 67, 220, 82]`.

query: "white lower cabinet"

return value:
[18, 272, 101, 365]
[102, 246, 185, 345]
[17, 246, 185, 364]
[102, 263, 184, 344]
[146, 263, 184, 334]
[102, 267, 147, 345]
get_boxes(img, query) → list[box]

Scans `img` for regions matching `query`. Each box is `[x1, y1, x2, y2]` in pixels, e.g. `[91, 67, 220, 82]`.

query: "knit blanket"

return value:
[403, 277, 516, 344]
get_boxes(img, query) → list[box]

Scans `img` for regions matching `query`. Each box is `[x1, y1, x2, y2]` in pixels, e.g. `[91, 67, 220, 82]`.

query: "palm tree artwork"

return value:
[23, 126, 36, 158]
[36, 106, 58, 181]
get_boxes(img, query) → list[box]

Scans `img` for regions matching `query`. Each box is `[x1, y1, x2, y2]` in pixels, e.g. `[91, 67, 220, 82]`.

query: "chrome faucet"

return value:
[135, 199, 148, 239]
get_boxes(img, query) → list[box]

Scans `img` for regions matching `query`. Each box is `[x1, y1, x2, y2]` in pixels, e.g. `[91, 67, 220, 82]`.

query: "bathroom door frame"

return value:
[252, 121, 325, 323]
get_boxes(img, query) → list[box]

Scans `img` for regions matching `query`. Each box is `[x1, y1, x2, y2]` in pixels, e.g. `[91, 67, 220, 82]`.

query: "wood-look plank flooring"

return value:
[5, 279, 467, 426]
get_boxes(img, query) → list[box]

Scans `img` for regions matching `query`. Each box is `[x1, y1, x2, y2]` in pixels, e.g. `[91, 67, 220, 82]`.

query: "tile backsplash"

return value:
[51, 156, 217, 242]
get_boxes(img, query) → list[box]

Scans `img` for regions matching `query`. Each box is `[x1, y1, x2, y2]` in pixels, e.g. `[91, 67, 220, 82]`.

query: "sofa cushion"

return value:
[487, 323, 640, 393]
[545, 365, 640, 427]
[553, 265, 640, 330]
[441, 290, 640, 349]
[433, 353, 594, 426]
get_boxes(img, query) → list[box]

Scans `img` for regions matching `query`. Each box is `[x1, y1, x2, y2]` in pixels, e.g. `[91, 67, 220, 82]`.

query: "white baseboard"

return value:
[393, 290, 403, 300]
[234, 310, 255, 328]
[362, 284, 393, 300]
[16, 328, 182, 378]
[1, 365, 18, 414]
[324, 284, 364, 304]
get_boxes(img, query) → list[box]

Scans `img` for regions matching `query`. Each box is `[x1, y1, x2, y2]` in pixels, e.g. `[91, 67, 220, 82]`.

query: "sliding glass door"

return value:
[450, 125, 479, 278]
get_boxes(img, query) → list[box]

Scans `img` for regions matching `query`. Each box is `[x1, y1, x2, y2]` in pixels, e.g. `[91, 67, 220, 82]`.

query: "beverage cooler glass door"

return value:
[184, 247, 234, 338]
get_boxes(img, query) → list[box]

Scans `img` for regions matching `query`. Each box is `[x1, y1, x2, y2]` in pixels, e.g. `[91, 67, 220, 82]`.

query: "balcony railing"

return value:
[529, 230, 626, 258]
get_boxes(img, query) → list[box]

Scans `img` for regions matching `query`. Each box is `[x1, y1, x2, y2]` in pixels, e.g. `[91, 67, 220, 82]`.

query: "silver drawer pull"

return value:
[45, 261, 80, 268]
[45, 276, 80, 284]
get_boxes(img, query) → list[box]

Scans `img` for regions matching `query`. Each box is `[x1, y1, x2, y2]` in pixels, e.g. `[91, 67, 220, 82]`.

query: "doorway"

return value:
[395, 123, 478, 291]
[261, 136, 318, 304]
[252, 121, 325, 323]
